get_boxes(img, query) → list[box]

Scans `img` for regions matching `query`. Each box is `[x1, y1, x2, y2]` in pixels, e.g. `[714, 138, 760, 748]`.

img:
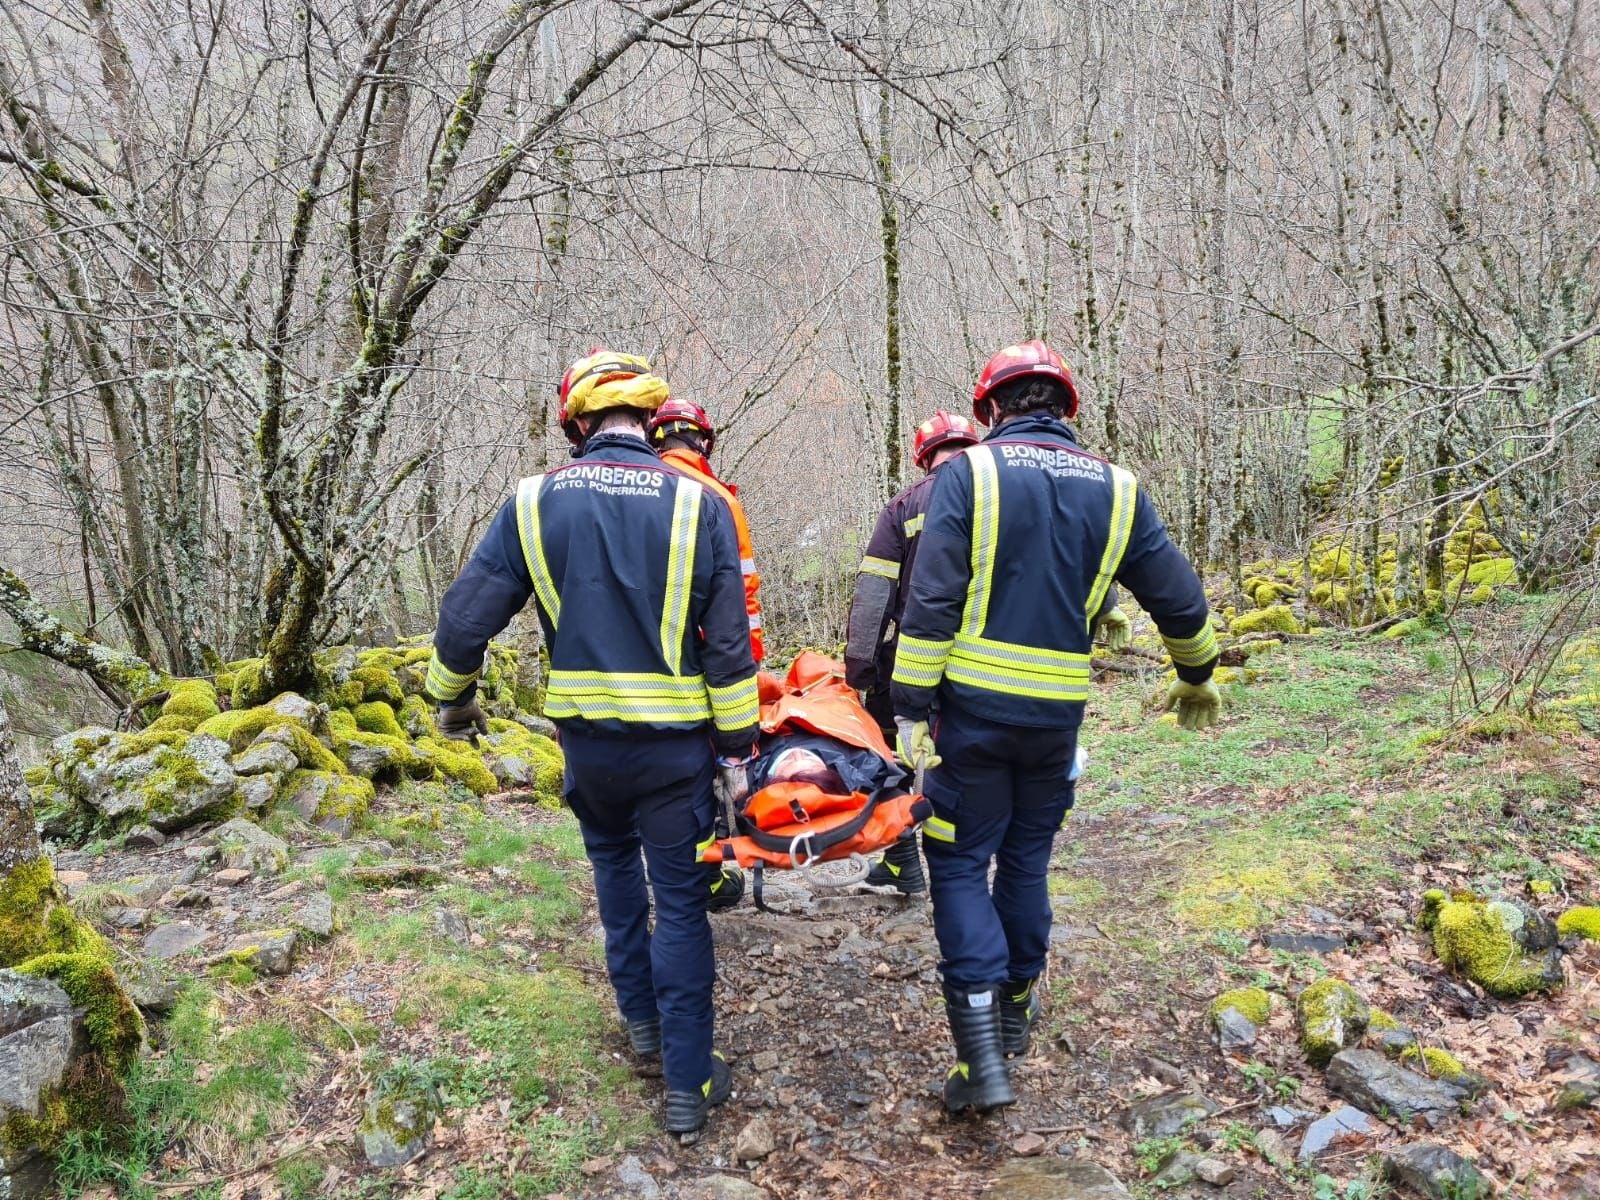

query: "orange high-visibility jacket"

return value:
[660, 446, 765, 663]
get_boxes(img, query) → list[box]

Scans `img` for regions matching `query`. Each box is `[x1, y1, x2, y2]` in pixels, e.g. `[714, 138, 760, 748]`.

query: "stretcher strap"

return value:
[735, 786, 890, 859]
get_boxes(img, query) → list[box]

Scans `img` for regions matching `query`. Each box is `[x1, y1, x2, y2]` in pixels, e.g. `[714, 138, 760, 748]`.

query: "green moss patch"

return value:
[1209, 987, 1271, 1026]
[1557, 906, 1600, 941]
[1432, 897, 1562, 998]
[1296, 978, 1369, 1067]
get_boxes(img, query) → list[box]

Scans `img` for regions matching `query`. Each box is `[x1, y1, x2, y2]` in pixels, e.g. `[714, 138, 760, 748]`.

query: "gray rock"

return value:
[487, 753, 533, 789]
[1296, 979, 1370, 1066]
[0, 1147, 54, 1200]
[1263, 931, 1346, 954]
[142, 922, 214, 960]
[234, 774, 279, 812]
[735, 1115, 776, 1161]
[123, 824, 166, 850]
[1263, 1105, 1316, 1127]
[1378, 1028, 1418, 1057]
[1554, 1053, 1600, 1110]
[265, 692, 324, 729]
[118, 965, 181, 1013]
[434, 907, 470, 945]
[359, 1076, 439, 1168]
[1152, 1149, 1199, 1187]
[1212, 1005, 1258, 1050]
[105, 906, 150, 930]
[118, 872, 179, 908]
[207, 819, 290, 875]
[222, 929, 297, 975]
[982, 1158, 1131, 1199]
[615, 1154, 660, 1198]
[292, 892, 337, 939]
[678, 1177, 768, 1200]
[158, 885, 208, 909]
[0, 973, 76, 1119]
[1326, 1049, 1471, 1128]
[284, 772, 334, 822]
[233, 741, 299, 776]
[1120, 1089, 1219, 1138]
[343, 740, 401, 779]
[1298, 1106, 1372, 1161]
[1382, 1143, 1495, 1198]
[74, 733, 236, 831]
[1194, 1158, 1235, 1185]
[1254, 1128, 1295, 1171]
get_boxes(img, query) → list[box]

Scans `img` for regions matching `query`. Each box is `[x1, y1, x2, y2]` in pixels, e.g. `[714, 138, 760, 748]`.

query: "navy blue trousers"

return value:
[920, 703, 1077, 991]
[561, 728, 716, 1093]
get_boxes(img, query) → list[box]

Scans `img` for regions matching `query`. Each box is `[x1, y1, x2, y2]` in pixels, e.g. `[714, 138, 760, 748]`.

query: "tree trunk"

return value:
[0, 698, 41, 873]
[874, 0, 904, 498]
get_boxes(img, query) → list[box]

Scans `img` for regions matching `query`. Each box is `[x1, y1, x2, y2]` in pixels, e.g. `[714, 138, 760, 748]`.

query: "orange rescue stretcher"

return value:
[700, 652, 931, 910]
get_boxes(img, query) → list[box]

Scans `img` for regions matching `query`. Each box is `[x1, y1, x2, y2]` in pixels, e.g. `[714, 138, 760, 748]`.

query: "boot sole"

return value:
[943, 1081, 1018, 1113]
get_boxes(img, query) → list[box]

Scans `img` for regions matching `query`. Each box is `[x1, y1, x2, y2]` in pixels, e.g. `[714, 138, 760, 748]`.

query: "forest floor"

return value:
[44, 599, 1600, 1200]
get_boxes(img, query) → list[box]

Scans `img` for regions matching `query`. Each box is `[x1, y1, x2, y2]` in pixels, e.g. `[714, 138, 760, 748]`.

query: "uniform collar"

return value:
[578, 429, 656, 459]
[986, 412, 1081, 444]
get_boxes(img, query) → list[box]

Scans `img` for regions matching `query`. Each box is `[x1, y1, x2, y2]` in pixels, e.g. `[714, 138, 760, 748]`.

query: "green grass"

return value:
[54, 982, 317, 1199]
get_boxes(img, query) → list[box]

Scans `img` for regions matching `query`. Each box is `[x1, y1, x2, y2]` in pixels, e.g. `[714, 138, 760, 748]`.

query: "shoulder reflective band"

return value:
[425, 651, 481, 702]
[903, 513, 925, 536]
[515, 474, 560, 631]
[1084, 465, 1138, 636]
[1164, 621, 1220, 667]
[923, 816, 956, 843]
[543, 670, 712, 723]
[707, 674, 760, 731]
[960, 446, 999, 638]
[859, 554, 901, 581]
[892, 632, 953, 689]
[660, 478, 703, 673]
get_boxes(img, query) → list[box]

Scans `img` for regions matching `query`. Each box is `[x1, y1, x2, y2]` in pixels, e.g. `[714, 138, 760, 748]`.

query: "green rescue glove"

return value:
[894, 717, 942, 772]
[438, 698, 489, 744]
[1094, 606, 1133, 652]
[1163, 680, 1222, 731]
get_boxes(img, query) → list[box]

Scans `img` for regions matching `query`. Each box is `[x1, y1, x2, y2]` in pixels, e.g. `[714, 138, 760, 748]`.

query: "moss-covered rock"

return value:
[1209, 987, 1271, 1026]
[1432, 897, 1563, 998]
[1368, 1008, 1401, 1032]
[1400, 1045, 1467, 1080]
[1229, 605, 1300, 637]
[415, 736, 498, 796]
[1296, 978, 1369, 1067]
[278, 770, 374, 835]
[157, 680, 220, 731]
[355, 701, 406, 740]
[1557, 906, 1600, 941]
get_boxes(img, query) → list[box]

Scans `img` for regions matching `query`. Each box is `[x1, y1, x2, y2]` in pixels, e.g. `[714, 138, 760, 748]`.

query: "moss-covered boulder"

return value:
[1296, 978, 1369, 1067]
[1431, 897, 1562, 999]
[52, 729, 237, 834]
[1230, 605, 1300, 637]
[279, 771, 375, 836]
[1, 859, 144, 1169]
[1557, 906, 1600, 942]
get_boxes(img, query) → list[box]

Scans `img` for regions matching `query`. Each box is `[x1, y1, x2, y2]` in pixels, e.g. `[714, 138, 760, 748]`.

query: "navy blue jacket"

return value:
[891, 413, 1216, 729]
[427, 431, 759, 753]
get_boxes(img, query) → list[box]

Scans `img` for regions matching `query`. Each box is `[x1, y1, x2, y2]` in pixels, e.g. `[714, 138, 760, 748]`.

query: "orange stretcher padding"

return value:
[704, 653, 928, 871]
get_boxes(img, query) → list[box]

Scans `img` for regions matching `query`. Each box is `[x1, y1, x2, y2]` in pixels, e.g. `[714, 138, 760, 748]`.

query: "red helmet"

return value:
[912, 411, 981, 470]
[648, 397, 716, 453]
[971, 339, 1079, 424]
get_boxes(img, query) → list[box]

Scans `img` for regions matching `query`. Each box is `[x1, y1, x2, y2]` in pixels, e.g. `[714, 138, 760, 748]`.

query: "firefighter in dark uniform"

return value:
[847, 411, 1136, 895]
[891, 340, 1221, 1114]
[425, 350, 759, 1137]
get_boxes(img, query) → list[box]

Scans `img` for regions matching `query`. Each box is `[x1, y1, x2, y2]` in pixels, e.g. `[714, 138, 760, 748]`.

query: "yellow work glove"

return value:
[1094, 606, 1133, 652]
[1164, 680, 1222, 731]
[894, 717, 942, 772]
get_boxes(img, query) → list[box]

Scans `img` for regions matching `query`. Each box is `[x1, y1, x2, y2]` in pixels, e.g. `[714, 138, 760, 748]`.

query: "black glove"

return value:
[438, 698, 489, 744]
[712, 724, 758, 761]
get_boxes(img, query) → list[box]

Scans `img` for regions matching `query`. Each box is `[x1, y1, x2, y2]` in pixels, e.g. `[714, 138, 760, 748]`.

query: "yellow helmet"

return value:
[557, 349, 669, 422]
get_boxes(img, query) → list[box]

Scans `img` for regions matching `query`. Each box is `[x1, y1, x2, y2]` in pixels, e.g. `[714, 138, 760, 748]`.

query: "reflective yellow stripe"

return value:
[660, 479, 702, 673]
[425, 652, 480, 702]
[923, 816, 956, 843]
[946, 653, 1091, 702]
[954, 635, 1091, 674]
[903, 513, 925, 536]
[1085, 466, 1137, 635]
[892, 633, 953, 689]
[515, 474, 561, 631]
[544, 670, 711, 723]
[696, 831, 717, 857]
[961, 447, 999, 638]
[859, 555, 901, 581]
[1164, 621, 1220, 667]
[707, 675, 759, 731]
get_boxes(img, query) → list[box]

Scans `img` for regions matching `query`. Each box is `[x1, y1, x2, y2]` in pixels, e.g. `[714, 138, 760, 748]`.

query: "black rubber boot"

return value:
[707, 864, 744, 912]
[864, 831, 927, 895]
[663, 1051, 733, 1135]
[941, 986, 1016, 1114]
[999, 978, 1042, 1057]
[625, 1016, 661, 1057]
